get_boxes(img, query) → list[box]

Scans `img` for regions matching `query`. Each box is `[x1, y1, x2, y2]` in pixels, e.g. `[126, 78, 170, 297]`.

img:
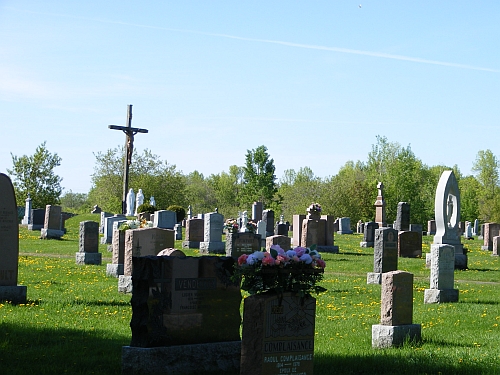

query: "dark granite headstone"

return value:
[225, 232, 261, 259]
[28, 208, 45, 230]
[129, 256, 241, 348]
[79, 221, 99, 253]
[398, 231, 422, 258]
[367, 228, 398, 285]
[263, 209, 275, 237]
[241, 292, 315, 375]
[395, 202, 410, 231]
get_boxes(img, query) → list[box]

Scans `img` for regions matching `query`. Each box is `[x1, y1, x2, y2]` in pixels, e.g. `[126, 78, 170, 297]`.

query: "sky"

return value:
[1, 1, 499, 194]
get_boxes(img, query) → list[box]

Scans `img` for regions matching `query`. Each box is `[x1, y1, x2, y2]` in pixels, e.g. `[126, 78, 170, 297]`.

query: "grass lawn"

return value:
[1, 214, 499, 374]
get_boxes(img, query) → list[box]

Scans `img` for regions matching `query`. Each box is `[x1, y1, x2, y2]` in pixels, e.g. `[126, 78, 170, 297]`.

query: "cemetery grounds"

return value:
[1, 214, 499, 375]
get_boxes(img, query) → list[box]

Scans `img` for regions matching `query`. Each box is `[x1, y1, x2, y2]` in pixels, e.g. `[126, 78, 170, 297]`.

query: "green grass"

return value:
[1, 217, 499, 374]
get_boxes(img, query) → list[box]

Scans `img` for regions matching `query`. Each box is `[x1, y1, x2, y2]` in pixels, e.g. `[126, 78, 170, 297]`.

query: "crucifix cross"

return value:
[108, 104, 149, 215]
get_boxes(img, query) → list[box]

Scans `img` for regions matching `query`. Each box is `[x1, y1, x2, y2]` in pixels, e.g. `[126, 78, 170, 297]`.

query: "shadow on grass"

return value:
[313, 351, 486, 375]
[338, 252, 373, 257]
[458, 299, 500, 305]
[0, 322, 128, 375]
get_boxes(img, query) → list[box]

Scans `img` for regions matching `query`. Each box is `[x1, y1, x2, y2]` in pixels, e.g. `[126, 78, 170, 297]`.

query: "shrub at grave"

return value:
[167, 205, 185, 223]
[136, 203, 156, 214]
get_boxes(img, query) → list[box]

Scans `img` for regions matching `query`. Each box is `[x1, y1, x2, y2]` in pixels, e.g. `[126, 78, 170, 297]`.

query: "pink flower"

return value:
[315, 259, 326, 269]
[262, 255, 275, 266]
[237, 254, 249, 266]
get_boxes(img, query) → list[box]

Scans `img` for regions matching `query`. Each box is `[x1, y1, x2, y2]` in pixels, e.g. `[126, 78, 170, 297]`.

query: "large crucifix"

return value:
[108, 104, 149, 215]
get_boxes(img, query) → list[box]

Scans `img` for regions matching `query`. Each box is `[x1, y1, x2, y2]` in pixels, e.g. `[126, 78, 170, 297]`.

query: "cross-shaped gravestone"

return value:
[108, 105, 148, 215]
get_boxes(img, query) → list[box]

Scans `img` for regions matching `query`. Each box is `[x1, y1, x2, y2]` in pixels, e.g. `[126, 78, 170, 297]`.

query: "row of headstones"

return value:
[22, 203, 71, 240]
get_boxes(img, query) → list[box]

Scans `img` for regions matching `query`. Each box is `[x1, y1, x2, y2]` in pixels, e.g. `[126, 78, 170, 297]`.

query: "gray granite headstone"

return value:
[40, 205, 64, 239]
[182, 218, 204, 249]
[0, 173, 27, 303]
[252, 201, 263, 221]
[367, 227, 398, 285]
[28, 208, 45, 230]
[262, 209, 274, 237]
[424, 244, 459, 303]
[361, 221, 379, 247]
[395, 202, 410, 231]
[76, 221, 102, 265]
[199, 212, 225, 254]
[154, 210, 177, 229]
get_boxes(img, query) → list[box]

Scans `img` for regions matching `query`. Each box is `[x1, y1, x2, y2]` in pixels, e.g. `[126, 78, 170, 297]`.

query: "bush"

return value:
[137, 203, 157, 214]
[167, 205, 185, 222]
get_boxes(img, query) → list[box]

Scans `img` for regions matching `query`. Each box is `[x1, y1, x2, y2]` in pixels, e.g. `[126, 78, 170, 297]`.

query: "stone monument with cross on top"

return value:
[108, 105, 149, 215]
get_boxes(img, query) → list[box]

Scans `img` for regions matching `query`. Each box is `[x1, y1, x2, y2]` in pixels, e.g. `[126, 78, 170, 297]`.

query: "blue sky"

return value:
[1, 1, 499, 194]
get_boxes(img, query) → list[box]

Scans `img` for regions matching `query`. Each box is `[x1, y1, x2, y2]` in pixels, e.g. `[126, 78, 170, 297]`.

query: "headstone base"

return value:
[199, 241, 225, 254]
[118, 275, 133, 293]
[0, 286, 27, 304]
[106, 263, 124, 277]
[121, 341, 241, 375]
[27, 224, 43, 231]
[371, 324, 421, 349]
[366, 272, 382, 285]
[337, 230, 353, 235]
[75, 252, 102, 265]
[423, 288, 459, 304]
[40, 228, 64, 239]
[181, 241, 200, 249]
[481, 246, 492, 251]
[360, 241, 374, 248]
[317, 245, 339, 253]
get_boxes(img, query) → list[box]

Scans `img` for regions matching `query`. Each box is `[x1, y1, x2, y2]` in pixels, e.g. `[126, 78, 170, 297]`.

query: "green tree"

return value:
[60, 190, 91, 214]
[184, 170, 216, 215]
[241, 145, 277, 208]
[88, 147, 186, 213]
[472, 149, 500, 222]
[207, 165, 243, 218]
[8, 141, 63, 208]
[459, 175, 481, 223]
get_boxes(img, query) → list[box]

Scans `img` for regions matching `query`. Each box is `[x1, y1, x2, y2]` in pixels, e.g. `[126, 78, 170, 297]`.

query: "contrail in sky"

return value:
[7, 7, 500, 73]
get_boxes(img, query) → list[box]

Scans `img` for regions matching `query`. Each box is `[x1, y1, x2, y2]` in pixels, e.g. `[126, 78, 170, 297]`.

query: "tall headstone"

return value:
[424, 244, 459, 303]
[473, 219, 479, 236]
[0, 173, 27, 304]
[182, 218, 204, 249]
[76, 221, 102, 265]
[431, 171, 467, 269]
[101, 214, 126, 244]
[262, 209, 275, 237]
[154, 210, 177, 229]
[398, 231, 422, 258]
[427, 220, 436, 235]
[367, 228, 398, 284]
[107, 228, 126, 277]
[119, 227, 175, 293]
[395, 202, 410, 232]
[100, 211, 112, 234]
[252, 201, 263, 222]
[292, 214, 306, 247]
[256, 220, 267, 247]
[174, 223, 182, 240]
[360, 221, 378, 248]
[21, 194, 32, 225]
[199, 212, 225, 254]
[481, 223, 500, 251]
[337, 217, 353, 234]
[40, 205, 64, 239]
[371, 271, 421, 348]
[374, 182, 387, 227]
[187, 205, 193, 219]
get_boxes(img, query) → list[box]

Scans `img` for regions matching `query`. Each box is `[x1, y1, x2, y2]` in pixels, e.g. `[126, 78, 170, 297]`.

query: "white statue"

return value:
[135, 189, 145, 215]
[149, 196, 156, 206]
[240, 211, 248, 232]
[126, 188, 135, 216]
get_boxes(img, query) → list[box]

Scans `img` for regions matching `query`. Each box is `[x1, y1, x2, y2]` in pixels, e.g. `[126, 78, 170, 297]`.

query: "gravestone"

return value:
[481, 223, 500, 250]
[0, 174, 27, 304]
[76, 221, 102, 265]
[372, 271, 421, 348]
[463, 221, 473, 240]
[356, 220, 364, 234]
[252, 201, 263, 222]
[28, 208, 45, 230]
[265, 235, 291, 252]
[424, 244, 459, 303]
[473, 219, 479, 236]
[107, 228, 126, 277]
[199, 212, 225, 254]
[40, 205, 64, 239]
[122, 256, 241, 375]
[91, 205, 102, 214]
[101, 215, 126, 244]
[174, 223, 182, 240]
[337, 217, 353, 234]
[182, 218, 204, 249]
[256, 220, 267, 247]
[100, 211, 112, 234]
[21, 194, 32, 225]
[395, 202, 410, 231]
[492, 236, 500, 256]
[431, 171, 467, 269]
[240, 292, 315, 375]
[409, 224, 423, 234]
[367, 228, 398, 284]
[274, 221, 287, 236]
[398, 231, 422, 258]
[300, 207, 338, 253]
[360, 221, 378, 248]
[292, 214, 306, 247]
[262, 209, 275, 237]
[119, 227, 175, 293]
[427, 220, 436, 235]
[154, 210, 177, 229]
[225, 232, 261, 259]
[374, 181, 387, 227]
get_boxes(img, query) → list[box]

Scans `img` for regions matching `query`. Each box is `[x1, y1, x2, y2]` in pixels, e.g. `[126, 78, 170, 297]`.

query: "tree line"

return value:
[8, 136, 500, 227]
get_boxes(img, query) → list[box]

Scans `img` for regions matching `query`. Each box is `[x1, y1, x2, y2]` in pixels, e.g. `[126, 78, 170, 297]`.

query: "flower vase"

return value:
[240, 291, 316, 375]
